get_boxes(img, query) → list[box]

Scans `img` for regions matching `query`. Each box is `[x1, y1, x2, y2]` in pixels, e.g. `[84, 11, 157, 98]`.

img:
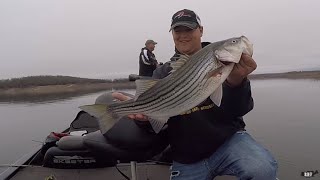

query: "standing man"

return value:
[114, 9, 278, 180]
[139, 39, 158, 77]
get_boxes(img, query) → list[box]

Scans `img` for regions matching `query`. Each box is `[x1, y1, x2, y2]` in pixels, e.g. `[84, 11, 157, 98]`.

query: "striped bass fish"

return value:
[80, 36, 253, 133]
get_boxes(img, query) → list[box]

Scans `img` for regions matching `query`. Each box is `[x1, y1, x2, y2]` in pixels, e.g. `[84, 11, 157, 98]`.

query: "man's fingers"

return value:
[227, 53, 257, 86]
[112, 92, 131, 101]
[135, 114, 149, 121]
[135, 114, 145, 119]
[234, 61, 250, 77]
[241, 54, 257, 69]
[232, 54, 257, 77]
[128, 114, 149, 121]
[128, 114, 135, 119]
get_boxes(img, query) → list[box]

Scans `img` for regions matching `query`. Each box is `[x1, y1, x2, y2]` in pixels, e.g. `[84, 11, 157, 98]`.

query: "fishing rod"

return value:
[0, 164, 42, 168]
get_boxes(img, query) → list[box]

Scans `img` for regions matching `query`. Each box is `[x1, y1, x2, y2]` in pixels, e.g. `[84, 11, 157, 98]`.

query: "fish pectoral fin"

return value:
[169, 54, 190, 73]
[134, 79, 159, 100]
[79, 104, 119, 134]
[210, 85, 223, 107]
[148, 116, 169, 133]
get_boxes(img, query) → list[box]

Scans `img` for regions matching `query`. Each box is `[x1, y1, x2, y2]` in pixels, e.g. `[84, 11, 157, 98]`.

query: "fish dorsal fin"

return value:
[169, 54, 190, 73]
[134, 79, 159, 100]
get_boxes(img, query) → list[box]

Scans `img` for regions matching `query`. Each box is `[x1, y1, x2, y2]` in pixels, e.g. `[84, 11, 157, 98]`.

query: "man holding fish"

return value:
[81, 9, 278, 180]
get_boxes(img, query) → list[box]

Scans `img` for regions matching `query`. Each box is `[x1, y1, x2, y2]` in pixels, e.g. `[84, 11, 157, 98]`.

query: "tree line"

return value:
[0, 75, 120, 89]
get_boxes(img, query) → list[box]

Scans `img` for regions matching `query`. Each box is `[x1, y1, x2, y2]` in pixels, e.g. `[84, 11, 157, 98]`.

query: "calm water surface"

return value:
[0, 80, 319, 179]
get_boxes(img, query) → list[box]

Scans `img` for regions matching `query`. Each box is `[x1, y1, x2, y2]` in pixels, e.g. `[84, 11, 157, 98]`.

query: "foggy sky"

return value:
[1, 0, 319, 79]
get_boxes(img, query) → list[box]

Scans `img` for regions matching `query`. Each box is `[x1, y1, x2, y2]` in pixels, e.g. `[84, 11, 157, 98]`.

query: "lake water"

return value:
[0, 79, 319, 180]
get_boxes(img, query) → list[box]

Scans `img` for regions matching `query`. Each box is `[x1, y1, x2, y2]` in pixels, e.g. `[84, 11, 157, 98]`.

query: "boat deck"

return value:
[9, 163, 236, 180]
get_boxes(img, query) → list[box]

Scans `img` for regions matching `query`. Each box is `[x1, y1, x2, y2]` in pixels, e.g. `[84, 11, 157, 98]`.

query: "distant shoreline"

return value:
[0, 71, 319, 102]
[248, 70, 320, 80]
[0, 82, 135, 102]
[129, 71, 320, 81]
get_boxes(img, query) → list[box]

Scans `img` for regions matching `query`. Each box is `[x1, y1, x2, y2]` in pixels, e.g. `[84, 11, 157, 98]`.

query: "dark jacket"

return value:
[140, 42, 254, 164]
[139, 47, 158, 77]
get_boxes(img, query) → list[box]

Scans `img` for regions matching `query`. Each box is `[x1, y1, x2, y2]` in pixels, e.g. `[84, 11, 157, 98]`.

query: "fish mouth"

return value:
[241, 36, 253, 56]
[220, 61, 232, 66]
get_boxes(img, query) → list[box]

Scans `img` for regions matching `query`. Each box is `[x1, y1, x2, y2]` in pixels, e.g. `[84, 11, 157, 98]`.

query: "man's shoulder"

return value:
[140, 47, 146, 53]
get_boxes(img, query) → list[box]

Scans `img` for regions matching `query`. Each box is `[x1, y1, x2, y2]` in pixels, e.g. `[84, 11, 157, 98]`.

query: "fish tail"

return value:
[79, 104, 120, 134]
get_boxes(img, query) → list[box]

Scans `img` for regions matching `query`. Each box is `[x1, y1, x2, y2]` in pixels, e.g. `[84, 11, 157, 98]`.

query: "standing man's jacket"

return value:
[137, 42, 254, 164]
[139, 47, 158, 77]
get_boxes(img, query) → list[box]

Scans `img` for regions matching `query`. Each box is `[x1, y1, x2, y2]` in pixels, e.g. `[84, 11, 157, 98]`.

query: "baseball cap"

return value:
[169, 9, 201, 31]
[145, 39, 157, 46]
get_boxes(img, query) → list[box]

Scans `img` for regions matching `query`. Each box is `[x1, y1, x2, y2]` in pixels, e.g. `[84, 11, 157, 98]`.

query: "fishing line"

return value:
[32, 140, 44, 144]
[115, 163, 130, 180]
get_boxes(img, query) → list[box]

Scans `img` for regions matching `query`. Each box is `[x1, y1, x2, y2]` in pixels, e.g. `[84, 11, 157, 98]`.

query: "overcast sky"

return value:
[0, 0, 319, 79]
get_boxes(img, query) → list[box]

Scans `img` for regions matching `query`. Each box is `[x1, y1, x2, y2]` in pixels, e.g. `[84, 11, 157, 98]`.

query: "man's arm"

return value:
[220, 53, 257, 117]
[141, 49, 158, 65]
[147, 51, 158, 65]
[220, 78, 254, 117]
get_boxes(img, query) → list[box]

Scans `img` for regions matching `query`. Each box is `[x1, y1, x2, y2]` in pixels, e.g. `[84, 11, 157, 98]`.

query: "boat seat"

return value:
[44, 119, 168, 168]
[56, 135, 87, 150]
[83, 130, 151, 162]
[42, 91, 170, 168]
[83, 117, 168, 162]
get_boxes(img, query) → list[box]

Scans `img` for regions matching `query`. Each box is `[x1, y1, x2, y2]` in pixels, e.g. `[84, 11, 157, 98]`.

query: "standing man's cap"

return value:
[170, 9, 201, 31]
[145, 39, 157, 46]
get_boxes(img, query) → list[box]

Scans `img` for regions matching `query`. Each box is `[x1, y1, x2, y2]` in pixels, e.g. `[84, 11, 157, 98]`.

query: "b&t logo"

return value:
[301, 170, 318, 178]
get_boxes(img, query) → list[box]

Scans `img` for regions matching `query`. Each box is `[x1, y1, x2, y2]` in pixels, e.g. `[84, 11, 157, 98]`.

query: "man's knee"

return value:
[232, 133, 278, 178]
[239, 158, 278, 179]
